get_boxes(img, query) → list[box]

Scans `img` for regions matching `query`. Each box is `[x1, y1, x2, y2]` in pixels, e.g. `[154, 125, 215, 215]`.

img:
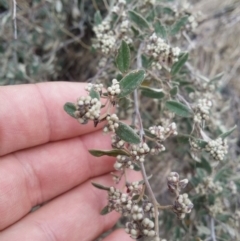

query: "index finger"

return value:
[0, 82, 104, 156]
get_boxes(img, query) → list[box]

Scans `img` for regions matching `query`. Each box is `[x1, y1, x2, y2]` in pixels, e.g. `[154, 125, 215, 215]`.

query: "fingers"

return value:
[0, 171, 141, 241]
[0, 82, 107, 156]
[0, 130, 115, 230]
[102, 229, 132, 241]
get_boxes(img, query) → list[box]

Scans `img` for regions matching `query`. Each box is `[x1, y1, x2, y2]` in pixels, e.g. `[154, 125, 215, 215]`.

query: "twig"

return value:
[91, 0, 98, 10]
[133, 90, 145, 140]
[134, 42, 160, 239]
[103, 0, 109, 10]
[210, 217, 217, 241]
[140, 162, 159, 237]
[157, 205, 173, 210]
[134, 42, 145, 140]
[12, 0, 17, 40]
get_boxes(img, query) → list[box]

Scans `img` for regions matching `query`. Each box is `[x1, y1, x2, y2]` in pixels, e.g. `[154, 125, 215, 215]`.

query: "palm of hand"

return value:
[0, 82, 137, 241]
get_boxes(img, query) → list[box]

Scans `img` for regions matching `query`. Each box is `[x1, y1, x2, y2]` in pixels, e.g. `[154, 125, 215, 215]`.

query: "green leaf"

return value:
[177, 134, 191, 144]
[131, 26, 140, 37]
[141, 55, 152, 68]
[154, 20, 167, 39]
[100, 205, 111, 215]
[89, 149, 130, 157]
[146, 9, 155, 22]
[171, 16, 188, 35]
[132, 194, 140, 201]
[133, 163, 141, 171]
[209, 72, 224, 84]
[116, 73, 123, 81]
[144, 129, 157, 139]
[196, 156, 212, 174]
[194, 139, 208, 148]
[208, 193, 215, 205]
[171, 53, 189, 75]
[64, 102, 77, 118]
[115, 122, 140, 144]
[196, 168, 206, 180]
[163, 7, 175, 16]
[219, 125, 237, 139]
[89, 87, 100, 100]
[94, 10, 102, 25]
[214, 167, 232, 182]
[91, 182, 110, 191]
[184, 85, 195, 93]
[118, 70, 145, 98]
[197, 226, 211, 236]
[116, 40, 130, 73]
[216, 214, 231, 222]
[119, 97, 132, 109]
[128, 10, 150, 30]
[170, 86, 178, 96]
[140, 86, 165, 99]
[165, 100, 193, 117]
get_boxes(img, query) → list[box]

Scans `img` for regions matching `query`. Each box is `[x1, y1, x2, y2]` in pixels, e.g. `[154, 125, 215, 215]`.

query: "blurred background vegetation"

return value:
[0, 0, 239, 87]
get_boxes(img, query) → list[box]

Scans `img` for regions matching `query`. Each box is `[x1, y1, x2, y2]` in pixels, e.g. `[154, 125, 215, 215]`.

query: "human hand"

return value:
[0, 82, 138, 241]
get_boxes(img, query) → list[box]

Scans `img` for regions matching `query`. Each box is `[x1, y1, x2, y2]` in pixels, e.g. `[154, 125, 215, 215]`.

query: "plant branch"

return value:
[12, 0, 17, 40]
[140, 162, 159, 237]
[158, 204, 173, 210]
[134, 42, 145, 140]
[134, 42, 159, 238]
[210, 217, 217, 241]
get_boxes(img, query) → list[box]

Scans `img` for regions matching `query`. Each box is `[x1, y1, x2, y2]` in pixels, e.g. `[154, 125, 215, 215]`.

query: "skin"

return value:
[0, 82, 139, 241]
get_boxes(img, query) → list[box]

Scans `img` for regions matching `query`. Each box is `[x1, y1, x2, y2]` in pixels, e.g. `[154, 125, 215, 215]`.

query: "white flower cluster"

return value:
[111, 0, 126, 12]
[131, 205, 144, 221]
[208, 198, 224, 216]
[167, 172, 189, 193]
[149, 122, 178, 140]
[108, 187, 132, 215]
[142, 0, 156, 5]
[150, 144, 166, 155]
[106, 186, 159, 239]
[93, 20, 116, 54]
[189, 139, 201, 151]
[111, 135, 125, 148]
[85, 83, 103, 93]
[118, 0, 126, 5]
[75, 96, 101, 124]
[195, 177, 223, 195]
[119, 17, 133, 44]
[111, 173, 121, 183]
[103, 114, 119, 133]
[228, 181, 237, 195]
[173, 193, 193, 219]
[141, 218, 156, 237]
[125, 221, 141, 239]
[143, 202, 158, 219]
[143, 202, 153, 212]
[98, 57, 107, 68]
[120, 19, 129, 31]
[194, 98, 212, 123]
[114, 155, 134, 170]
[186, 14, 198, 31]
[125, 215, 157, 239]
[130, 143, 150, 162]
[127, 181, 140, 191]
[107, 79, 121, 96]
[235, 210, 240, 228]
[205, 138, 228, 161]
[167, 171, 179, 183]
[146, 33, 181, 69]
